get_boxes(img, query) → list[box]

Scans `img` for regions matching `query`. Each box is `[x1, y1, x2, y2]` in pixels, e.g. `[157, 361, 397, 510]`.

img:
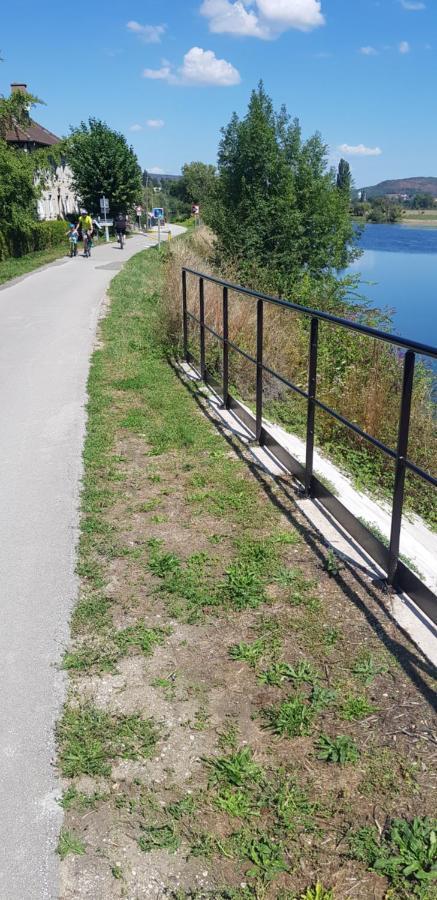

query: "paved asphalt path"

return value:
[0, 228, 183, 899]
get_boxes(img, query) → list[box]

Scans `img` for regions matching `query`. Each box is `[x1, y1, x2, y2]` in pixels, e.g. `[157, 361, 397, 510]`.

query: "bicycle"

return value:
[83, 232, 93, 258]
[69, 239, 78, 258]
[117, 230, 125, 250]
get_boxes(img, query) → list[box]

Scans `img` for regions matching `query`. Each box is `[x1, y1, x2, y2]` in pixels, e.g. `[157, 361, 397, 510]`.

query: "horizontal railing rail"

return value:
[181, 267, 437, 625]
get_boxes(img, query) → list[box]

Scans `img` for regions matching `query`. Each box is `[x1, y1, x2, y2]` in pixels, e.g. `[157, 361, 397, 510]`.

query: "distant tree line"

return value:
[352, 197, 403, 224]
[143, 162, 217, 222]
[352, 191, 437, 224]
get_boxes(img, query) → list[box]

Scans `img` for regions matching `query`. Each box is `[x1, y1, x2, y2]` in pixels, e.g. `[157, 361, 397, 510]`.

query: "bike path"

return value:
[0, 230, 182, 899]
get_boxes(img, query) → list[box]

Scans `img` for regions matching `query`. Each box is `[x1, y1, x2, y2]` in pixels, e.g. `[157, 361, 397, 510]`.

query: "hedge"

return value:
[0, 219, 69, 261]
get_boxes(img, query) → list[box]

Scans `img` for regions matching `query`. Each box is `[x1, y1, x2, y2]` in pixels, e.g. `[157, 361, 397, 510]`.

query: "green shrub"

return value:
[0, 218, 68, 260]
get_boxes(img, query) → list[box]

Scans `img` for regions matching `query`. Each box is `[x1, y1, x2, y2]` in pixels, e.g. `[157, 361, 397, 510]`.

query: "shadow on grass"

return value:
[170, 358, 437, 715]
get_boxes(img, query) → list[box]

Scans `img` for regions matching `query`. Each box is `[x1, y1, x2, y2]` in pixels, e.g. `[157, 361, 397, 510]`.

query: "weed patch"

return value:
[352, 650, 389, 684]
[339, 694, 378, 721]
[57, 829, 85, 860]
[315, 734, 360, 765]
[205, 748, 264, 789]
[57, 704, 158, 777]
[261, 696, 315, 738]
[349, 817, 437, 896]
[228, 639, 267, 668]
[138, 824, 180, 854]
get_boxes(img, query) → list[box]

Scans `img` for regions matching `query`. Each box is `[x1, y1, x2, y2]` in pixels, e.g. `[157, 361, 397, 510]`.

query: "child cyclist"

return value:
[66, 223, 79, 257]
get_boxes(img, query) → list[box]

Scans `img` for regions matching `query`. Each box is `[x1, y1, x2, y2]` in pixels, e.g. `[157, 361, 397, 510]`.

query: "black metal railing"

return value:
[181, 267, 437, 624]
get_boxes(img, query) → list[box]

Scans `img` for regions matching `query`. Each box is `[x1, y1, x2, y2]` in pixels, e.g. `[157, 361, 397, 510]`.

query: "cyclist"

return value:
[115, 212, 127, 249]
[78, 208, 93, 257]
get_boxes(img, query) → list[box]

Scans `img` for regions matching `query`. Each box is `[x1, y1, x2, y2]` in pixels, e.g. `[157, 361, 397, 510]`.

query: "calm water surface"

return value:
[349, 224, 437, 352]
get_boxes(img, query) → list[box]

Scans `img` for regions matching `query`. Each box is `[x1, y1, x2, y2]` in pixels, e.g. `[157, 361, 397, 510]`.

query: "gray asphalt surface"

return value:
[0, 230, 181, 899]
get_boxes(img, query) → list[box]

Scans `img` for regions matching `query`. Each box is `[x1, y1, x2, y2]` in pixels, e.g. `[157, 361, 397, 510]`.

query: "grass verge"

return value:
[58, 240, 436, 899]
[0, 241, 69, 285]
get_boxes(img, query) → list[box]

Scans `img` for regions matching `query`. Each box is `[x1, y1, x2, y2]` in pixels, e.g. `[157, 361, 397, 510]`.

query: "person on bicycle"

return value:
[78, 209, 93, 257]
[115, 212, 127, 248]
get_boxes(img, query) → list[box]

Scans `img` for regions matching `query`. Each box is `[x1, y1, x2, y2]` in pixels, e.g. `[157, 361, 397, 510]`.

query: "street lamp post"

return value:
[145, 175, 150, 233]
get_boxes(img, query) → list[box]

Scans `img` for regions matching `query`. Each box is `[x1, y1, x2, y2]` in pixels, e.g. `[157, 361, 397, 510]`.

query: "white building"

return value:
[5, 83, 77, 220]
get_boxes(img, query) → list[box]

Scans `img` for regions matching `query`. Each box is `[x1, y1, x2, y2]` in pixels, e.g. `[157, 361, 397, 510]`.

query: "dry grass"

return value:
[161, 228, 437, 529]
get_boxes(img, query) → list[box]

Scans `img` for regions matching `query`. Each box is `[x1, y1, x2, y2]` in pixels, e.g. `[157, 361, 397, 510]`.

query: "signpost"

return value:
[152, 208, 165, 247]
[136, 205, 142, 231]
[100, 196, 110, 243]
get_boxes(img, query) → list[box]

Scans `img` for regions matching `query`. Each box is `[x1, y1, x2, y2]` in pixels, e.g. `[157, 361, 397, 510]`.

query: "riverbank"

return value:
[400, 217, 437, 228]
[352, 214, 437, 229]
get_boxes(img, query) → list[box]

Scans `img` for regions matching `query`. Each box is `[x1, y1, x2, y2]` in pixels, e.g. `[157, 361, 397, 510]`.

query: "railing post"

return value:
[199, 277, 206, 380]
[255, 299, 264, 443]
[304, 318, 319, 497]
[387, 349, 415, 587]
[182, 269, 188, 361]
[222, 286, 229, 409]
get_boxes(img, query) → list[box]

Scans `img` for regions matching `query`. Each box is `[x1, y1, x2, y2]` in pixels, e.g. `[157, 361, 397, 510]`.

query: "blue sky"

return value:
[1, 0, 436, 186]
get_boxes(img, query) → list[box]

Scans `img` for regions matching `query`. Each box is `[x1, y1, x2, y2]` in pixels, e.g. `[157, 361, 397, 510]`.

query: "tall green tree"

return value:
[207, 84, 357, 295]
[67, 119, 142, 216]
[176, 161, 216, 206]
[336, 158, 351, 194]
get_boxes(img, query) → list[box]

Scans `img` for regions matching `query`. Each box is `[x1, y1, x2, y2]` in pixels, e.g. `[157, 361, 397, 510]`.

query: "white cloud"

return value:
[127, 21, 166, 43]
[149, 167, 165, 174]
[147, 119, 165, 128]
[400, 0, 425, 9]
[338, 143, 382, 157]
[256, 0, 324, 29]
[200, 0, 263, 36]
[200, 0, 325, 39]
[143, 65, 173, 81]
[360, 45, 378, 55]
[180, 47, 241, 84]
[129, 123, 143, 132]
[399, 40, 410, 53]
[143, 47, 241, 86]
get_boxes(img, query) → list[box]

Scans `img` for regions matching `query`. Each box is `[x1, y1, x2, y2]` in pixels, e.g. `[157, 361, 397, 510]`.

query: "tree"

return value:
[0, 139, 38, 226]
[368, 197, 402, 223]
[336, 158, 351, 195]
[206, 83, 357, 295]
[177, 161, 216, 206]
[410, 192, 435, 210]
[0, 90, 45, 258]
[66, 119, 142, 216]
[0, 87, 42, 140]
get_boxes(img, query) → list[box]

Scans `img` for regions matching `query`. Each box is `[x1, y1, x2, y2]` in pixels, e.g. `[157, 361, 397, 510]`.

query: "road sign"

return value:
[100, 196, 109, 211]
[136, 206, 142, 215]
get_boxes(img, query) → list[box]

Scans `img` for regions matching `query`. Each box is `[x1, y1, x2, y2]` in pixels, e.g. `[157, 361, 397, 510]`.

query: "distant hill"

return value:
[358, 177, 437, 199]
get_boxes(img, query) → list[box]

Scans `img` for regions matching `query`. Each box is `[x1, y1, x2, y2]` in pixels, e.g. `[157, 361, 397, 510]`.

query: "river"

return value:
[349, 224, 437, 355]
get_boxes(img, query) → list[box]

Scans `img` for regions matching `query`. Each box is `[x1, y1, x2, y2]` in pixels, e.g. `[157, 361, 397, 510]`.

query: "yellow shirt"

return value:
[78, 215, 92, 233]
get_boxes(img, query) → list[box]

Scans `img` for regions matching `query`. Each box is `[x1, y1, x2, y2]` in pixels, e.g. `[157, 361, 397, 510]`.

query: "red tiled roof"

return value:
[5, 120, 60, 147]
